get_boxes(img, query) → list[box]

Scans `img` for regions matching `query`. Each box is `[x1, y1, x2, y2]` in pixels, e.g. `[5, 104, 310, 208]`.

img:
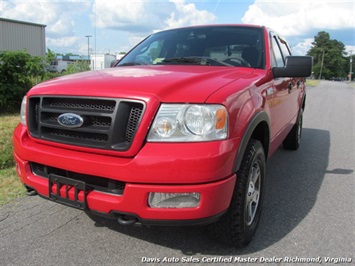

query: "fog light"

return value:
[148, 192, 200, 208]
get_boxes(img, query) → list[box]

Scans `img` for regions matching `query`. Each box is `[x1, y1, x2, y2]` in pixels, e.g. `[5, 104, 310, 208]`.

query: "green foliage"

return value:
[0, 50, 46, 113]
[42, 71, 62, 81]
[0, 114, 18, 169]
[307, 31, 347, 79]
[26, 55, 46, 84]
[64, 53, 79, 57]
[0, 114, 26, 204]
[66, 60, 91, 74]
[0, 50, 32, 112]
[45, 48, 57, 65]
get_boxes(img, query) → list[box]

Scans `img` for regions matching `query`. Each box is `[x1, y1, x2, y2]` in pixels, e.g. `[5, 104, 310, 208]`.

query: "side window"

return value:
[279, 38, 291, 58]
[271, 36, 284, 67]
[271, 34, 291, 68]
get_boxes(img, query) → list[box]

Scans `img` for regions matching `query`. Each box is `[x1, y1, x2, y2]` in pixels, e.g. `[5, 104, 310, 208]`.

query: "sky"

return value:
[0, 0, 354, 57]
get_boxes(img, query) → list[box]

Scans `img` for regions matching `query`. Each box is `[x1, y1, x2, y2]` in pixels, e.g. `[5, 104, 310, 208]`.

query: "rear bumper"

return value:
[13, 124, 238, 224]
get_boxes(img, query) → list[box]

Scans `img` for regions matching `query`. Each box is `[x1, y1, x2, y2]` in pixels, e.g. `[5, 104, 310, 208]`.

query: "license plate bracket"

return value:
[48, 174, 87, 210]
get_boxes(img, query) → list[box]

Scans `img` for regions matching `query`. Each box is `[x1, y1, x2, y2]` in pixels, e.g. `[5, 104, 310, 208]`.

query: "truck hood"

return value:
[31, 65, 255, 103]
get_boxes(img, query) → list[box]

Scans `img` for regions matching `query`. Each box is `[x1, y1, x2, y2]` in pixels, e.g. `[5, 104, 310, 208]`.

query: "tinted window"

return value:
[279, 38, 291, 57]
[118, 26, 265, 69]
[271, 36, 284, 67]
[271, 35, 291, 68]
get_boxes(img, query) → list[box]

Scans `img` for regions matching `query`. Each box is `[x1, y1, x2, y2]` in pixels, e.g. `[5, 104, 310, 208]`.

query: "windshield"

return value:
[117, 26, 265, 69]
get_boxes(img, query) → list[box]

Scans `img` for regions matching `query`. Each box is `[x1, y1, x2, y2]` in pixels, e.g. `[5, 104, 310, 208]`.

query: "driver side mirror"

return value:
[273, 56, 313, 78]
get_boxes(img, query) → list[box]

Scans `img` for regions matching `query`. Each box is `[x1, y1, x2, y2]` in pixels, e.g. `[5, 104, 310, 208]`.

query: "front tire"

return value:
[283, 109, 303, 150]
[208, 139, 266, 247]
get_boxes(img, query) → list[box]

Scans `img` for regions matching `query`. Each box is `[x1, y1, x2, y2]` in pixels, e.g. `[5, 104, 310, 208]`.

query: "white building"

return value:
[90, 54, 117, 70]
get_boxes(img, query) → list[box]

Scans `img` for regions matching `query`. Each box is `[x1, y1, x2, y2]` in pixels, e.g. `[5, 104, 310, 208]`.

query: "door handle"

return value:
[288, 82, 292, 94]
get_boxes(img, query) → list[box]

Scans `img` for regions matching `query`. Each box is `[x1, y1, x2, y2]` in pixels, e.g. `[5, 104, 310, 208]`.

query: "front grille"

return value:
[44, 98, 116, 112]
[28, 96, 144, 151]
[31, 162, 125, 195]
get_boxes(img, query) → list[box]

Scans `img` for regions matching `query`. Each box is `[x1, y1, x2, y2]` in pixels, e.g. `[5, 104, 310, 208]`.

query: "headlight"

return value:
[147, 104, 228, 142]
[20, 96, 27, 126]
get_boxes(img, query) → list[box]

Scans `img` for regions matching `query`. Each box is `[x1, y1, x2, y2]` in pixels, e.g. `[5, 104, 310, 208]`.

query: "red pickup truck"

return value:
[13, 24, 312, 247]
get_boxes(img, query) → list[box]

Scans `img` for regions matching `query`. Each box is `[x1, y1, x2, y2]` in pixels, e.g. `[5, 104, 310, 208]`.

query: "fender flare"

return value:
[301, 93, 306, 111]
[233, 111, 270, 172]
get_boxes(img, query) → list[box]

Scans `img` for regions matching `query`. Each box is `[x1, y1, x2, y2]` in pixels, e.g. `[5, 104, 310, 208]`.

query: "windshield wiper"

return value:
[161, 57, 201, 64]
[161, 57, 233, 66]
[117, 62, 143, 67]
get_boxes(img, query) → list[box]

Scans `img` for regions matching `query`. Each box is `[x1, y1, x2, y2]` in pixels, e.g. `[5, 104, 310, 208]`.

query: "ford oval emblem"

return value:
[57, 113, 84, 128]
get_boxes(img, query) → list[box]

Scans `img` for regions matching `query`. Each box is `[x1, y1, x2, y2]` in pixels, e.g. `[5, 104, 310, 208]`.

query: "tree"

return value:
[26, 55, 46, 84]
[45, 48, 56, 65]
[64, 53, 79, 57]
[0, 50, 45, 112]
[307, 31, 347, 79]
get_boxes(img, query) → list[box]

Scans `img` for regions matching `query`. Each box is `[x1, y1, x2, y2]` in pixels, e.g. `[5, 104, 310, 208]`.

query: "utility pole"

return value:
[318, 49, 325, 80]
[85, 35, 92, 60]
[85, 35, 92, 69]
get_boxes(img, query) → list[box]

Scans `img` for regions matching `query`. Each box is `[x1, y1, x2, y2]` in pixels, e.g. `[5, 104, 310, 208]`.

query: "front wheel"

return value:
[208, 139, 266, 247]
[283, 109, 303, 150]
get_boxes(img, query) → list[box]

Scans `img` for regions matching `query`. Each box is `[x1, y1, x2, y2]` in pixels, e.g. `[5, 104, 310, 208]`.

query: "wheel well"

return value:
[250, 121, 270, 160]
[233, 112, 270, 172]
[302, 95, 306, 111]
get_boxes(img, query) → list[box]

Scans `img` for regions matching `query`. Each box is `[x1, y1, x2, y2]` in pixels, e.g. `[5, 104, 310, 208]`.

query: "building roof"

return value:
[57, 55, 90, 61]
[0, 17, 46, 27]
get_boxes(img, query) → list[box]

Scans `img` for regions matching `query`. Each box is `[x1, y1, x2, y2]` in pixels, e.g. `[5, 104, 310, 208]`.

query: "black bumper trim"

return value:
[25, 184, 226, 227]
[88, 209, 227, 227]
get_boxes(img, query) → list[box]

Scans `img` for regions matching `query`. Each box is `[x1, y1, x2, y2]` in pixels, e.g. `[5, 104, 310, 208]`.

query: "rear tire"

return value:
[283, 109, 303, 150]
[208, 139, 265, 247]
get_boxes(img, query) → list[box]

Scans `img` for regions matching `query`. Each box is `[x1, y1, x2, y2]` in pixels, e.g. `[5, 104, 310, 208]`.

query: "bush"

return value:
[0, 50, 45, 113]
[42, 71, 62, 81]
[0, 83, 26, 113]
[0, 50, 92, 113]
[66, 60, 91, 74]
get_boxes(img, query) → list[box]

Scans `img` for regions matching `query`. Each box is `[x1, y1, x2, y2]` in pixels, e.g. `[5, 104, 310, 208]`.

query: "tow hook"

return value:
[117, 215, 138, 226]
[25, 186, 37, 196]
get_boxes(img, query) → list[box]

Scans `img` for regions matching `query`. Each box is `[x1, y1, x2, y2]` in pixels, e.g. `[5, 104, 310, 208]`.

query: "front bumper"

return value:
[13, 124, 238, 224]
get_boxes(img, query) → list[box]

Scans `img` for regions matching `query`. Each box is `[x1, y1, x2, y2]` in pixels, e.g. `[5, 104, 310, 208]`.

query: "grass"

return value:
[0, 113, 19, 168]
[306, 79, 320, 87]
[0, 114, 26, 206]
[0, 167, 26, 206]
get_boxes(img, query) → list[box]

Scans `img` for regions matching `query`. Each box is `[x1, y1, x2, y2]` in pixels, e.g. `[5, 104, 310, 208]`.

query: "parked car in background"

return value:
[47, 60, 74, 73]
[329, 77, 344, 81]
